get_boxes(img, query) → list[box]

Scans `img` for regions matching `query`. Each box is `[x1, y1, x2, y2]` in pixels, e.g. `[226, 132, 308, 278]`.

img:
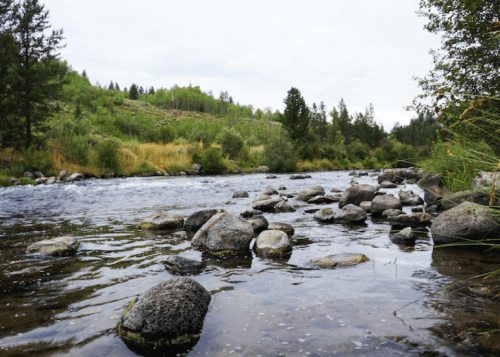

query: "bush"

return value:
[0, 175, 12, 187]
[156, 125, 175, 143]
[346, 139, 370, 161]
[97, 138, 121, 172]
[200, 147, 226, 174]
[60, 135, 91, 165]
[218, 127, 244, 159]
[23, 148, 55, 174]
[131, 162, 157, 176]
[263, 129, 297, 172]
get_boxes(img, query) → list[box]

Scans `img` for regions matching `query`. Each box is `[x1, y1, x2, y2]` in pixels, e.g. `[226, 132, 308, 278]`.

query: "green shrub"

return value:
[19, 177, 35, 185]
[218, 127, 244, 159]
[347, 139, 370, 161]
[23, 148, 55, 174]
[97, 138, 121, 172]
[60, 135, 91, 165]
[156, 125, 175, 143]
[263, 129, 297, 172]
[200, 147, 226, 174]
[0, 175, 12, 187]
[131, 162, 157, 176]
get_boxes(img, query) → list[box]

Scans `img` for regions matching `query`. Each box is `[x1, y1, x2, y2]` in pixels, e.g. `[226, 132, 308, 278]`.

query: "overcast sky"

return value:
[43, 0, 441, 131]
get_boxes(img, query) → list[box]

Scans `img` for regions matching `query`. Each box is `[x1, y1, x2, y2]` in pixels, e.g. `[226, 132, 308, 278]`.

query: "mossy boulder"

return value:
[255, 230, 292, 256]
[26, 236, 79, 257]
[118, 277, 210, 350]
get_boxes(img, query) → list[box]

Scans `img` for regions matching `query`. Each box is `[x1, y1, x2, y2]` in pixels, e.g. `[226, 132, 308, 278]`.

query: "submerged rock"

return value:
[381, 209, 405, 217]
[431, 202, 500, 244]
[118, 277, 210, 349]
[274, 201, 296, 212]
[314, 204, 367, 224]
[164, 256, 206, 275]
[290, 174, 305, 180]
[310, 253, 369, 268]
[379, 181, 397, 188]
[240, 209, 263, 218]
[253, 194, 271, 203]
[255, 230, 292, 256]
[267, 222, 295, 235]
[138, 213, 184, 230]
[191, 211, 253, 254]
[338, 184, 378, 208]
[26, 236, 79, 256]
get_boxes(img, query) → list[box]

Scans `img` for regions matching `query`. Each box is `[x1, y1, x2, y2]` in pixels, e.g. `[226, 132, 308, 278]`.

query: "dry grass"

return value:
[123, 142, 197, 172]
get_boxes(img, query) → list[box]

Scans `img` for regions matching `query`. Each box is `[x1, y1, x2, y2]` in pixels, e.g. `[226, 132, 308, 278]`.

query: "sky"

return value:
[43, 0, 442, 131]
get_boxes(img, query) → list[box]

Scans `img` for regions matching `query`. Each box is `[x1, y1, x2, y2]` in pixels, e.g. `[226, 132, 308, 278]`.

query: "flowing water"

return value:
[0, 171, 499, 357]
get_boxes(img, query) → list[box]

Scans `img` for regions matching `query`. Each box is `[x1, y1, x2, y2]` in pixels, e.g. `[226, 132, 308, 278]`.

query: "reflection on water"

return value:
[0, 172, 499, 356]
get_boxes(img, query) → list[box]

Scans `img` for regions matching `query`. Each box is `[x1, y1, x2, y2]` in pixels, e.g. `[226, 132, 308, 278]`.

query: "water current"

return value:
[0, 171, 499, 357]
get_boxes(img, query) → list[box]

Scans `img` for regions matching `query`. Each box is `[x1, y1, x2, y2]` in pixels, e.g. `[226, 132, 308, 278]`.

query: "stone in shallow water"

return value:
[252, 197, 283, 211]
[184, 209, 221, 232]
[310, 253, 369, 268]
[255, 230, 292, 256]
[267, 222, 294, 235]
[118, 277, 210, 349]
[191, 211, 254, 254]
[274, 201, 296, 212]
[232, 190, 249, 198]
[247, 215, 269, 233]
[387, 213, 432, 227]
[264, 187, 279, 195]
[297, 186, 326, 201]
[138, 213, 184, 230]
[164, 256, 206, 275]
[26, 236, 79, 257]
[390, 227, 416, 244]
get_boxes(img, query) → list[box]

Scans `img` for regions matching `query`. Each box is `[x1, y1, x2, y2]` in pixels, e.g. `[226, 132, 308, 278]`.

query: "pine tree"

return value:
[81, 69, 88, 79]
[148, 86, 155, 95]
[11, 0, 66, 148]
[279, 87, 310, 142]
[129, 84, 138, 100]
[108, 80, 114, 90]
[138, 86, 144, 95]
[115, 82, 120, 91]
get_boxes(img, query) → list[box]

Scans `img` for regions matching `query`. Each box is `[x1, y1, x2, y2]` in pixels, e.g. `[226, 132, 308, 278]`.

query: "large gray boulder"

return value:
[255, 230, 292, 256]
[138, 213, 184, 230]
[256, 166, 270, 173]
[371, 195, 402, 216]
[440, 190, 490, 210]
[387, 213, 432, 227]
[26, 236, 79, 257]
[297, 186, 326, 201]
[338, 184, 378, 208]
[191, 211, 254, 254]
[431, 202, 500, 244]
[23, 171, 35, 180]
[379, 181, 397, 189]
[184, 209, 221, 232]
[252, 197, 283, 211]
[310, 253, 369, 268]
[377, 171, 404, 184]
[118, 277, 210, 348]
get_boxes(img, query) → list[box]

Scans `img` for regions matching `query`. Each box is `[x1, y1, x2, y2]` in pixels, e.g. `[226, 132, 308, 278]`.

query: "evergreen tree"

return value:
[148, 86, 155, 95]
[10, 0, 66, 148]
[138, 86, 144, 95]
[129, 84, 138, 100]
[81, 69, 87, 80]
[279, 87, 310, 142]
[115, 82, 120, 91]
[0, 0, 19, 144]
[108, 80, 114, 90]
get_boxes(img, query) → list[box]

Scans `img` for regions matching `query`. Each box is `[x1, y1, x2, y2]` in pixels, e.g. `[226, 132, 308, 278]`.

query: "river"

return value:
[0, 171, 499, 357]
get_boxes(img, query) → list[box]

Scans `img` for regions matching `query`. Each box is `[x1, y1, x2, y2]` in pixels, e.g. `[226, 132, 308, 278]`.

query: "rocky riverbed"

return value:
[0, 171, 499, 357]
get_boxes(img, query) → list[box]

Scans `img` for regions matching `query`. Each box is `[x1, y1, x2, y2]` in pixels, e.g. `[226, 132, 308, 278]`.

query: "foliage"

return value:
[130, 162, 156, 176]
[391, 111, 440, 146]
[218, 127, 244, 160]
[346, 139, 370, 161]
[0, 174, 11, 187]
[129, 84, 138, 100]
[414, 0, 500, 111]
[23, 147, 54, 173]
[199, 147, 226, 174]
[263, 129, 297, 172]
[97, 138, 121, 172]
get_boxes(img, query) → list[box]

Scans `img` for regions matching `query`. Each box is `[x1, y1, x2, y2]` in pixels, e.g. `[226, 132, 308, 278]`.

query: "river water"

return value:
[0, 171, 499, 357]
